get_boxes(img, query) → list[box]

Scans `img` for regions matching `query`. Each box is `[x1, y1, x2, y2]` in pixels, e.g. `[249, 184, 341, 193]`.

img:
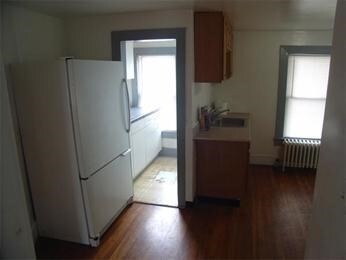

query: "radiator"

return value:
[282, 138, 321, 171]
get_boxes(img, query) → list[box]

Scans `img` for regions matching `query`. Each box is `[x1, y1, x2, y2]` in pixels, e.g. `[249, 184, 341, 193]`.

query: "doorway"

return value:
[111, 29, 185, 208]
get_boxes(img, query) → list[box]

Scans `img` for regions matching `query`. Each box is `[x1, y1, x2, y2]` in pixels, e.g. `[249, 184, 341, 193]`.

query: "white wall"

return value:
[213, 30, 333, 165]
[305, 0, 345, 257]
[0, 50, 36, 259]
[2, 3, 66, 245]
[0, 4, 44, 258]
[64, 9, 212, 201]
[3, 5, 65, 64]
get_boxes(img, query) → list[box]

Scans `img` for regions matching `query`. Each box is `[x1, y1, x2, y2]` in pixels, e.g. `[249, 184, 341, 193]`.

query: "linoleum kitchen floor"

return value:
[133, 156, 178, 206]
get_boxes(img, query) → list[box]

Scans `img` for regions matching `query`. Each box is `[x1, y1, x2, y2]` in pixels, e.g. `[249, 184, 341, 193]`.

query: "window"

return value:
[135, 51, 176, 131]
[275, 46, 331, 140]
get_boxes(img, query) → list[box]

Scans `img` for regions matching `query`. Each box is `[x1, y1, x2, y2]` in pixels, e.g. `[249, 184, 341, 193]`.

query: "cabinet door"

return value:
[194, 12, 224, 83]
[223, 19, 232, 80]
[196, 140, 249, 200]
[130, 112, 162, 179]
[145, 119, 162, 163]
[131, 130, 147, 179]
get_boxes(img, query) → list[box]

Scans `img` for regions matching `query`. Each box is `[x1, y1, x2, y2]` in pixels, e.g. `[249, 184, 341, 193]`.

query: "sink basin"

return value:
[212, 117, 247, 128]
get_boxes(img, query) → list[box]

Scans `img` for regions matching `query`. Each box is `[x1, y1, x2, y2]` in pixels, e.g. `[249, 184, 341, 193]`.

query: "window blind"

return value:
[283, 55, 330, 139]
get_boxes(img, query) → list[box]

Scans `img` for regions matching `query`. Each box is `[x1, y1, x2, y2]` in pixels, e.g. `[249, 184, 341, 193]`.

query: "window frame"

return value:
[274, 45, 331, 141]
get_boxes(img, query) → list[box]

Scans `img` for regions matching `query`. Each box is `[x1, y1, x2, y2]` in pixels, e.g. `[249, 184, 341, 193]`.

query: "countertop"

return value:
[195, 127, 251, 142]
[194, 112, 251, 142]
[130, 106, 159, 123]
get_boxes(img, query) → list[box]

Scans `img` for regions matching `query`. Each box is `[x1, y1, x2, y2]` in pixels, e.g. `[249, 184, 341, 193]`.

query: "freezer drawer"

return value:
[81, 151, 133, 240]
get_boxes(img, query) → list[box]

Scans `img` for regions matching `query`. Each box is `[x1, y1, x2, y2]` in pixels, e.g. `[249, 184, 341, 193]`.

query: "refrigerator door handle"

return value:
[121, 148, 131, 157]
[122, 79, 131, 133]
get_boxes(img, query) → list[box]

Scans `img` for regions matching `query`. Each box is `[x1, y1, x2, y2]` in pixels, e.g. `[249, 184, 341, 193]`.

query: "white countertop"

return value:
[194, 112, 251, 142]
[130, 106, 159, 123]
[195, 127, 251, 142]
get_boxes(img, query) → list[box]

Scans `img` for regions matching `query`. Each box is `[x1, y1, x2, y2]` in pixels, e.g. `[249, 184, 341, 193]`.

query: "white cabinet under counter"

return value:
[130, 109, 161, 179]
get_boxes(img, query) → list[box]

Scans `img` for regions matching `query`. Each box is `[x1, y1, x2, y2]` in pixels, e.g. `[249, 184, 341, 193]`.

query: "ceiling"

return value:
[5, 0, 337, 30]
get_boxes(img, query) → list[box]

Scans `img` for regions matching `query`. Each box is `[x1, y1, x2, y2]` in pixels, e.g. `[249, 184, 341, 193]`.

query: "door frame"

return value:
[111, 28, 186, 208]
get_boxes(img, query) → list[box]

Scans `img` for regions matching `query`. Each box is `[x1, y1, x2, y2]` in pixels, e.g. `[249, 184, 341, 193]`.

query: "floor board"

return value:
[36, 166, 316, 259]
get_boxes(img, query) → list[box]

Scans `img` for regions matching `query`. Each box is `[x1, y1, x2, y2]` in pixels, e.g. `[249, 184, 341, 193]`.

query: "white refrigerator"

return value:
[11, 58, 134, 247]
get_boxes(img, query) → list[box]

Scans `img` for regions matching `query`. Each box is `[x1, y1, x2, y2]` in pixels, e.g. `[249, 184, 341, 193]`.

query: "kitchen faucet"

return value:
[210, 108, 230, 124]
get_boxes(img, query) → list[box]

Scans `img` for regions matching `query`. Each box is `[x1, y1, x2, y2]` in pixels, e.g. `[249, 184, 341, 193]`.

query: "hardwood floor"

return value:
[36, 166, 316, 259]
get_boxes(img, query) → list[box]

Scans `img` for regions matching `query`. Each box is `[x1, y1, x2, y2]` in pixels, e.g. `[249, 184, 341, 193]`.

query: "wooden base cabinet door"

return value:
[196, 140, 249, 200]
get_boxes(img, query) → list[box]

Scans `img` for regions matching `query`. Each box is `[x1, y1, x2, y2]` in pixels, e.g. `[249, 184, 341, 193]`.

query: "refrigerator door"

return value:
[67, 59, 131, 179]
[81, 151, 133, 239]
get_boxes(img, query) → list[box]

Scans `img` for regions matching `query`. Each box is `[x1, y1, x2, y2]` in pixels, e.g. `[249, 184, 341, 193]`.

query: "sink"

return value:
[212, 117, 247, 128]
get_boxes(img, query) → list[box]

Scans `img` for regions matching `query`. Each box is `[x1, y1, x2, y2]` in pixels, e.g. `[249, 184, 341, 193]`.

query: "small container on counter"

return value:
[199, 106, 211, 131]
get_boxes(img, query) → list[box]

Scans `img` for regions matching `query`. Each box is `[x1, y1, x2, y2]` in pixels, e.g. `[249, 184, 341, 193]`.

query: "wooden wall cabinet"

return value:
[195, 140, 249, 200]
[194, 12, 233, 83]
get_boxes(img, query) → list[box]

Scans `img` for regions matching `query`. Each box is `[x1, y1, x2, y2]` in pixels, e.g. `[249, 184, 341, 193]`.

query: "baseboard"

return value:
[250, 154, 276, 166]
[161, 131, 177, 139]
[195, 196, 240, 207]
[185, 201, 195, 208]
[159, 147, 177, 157]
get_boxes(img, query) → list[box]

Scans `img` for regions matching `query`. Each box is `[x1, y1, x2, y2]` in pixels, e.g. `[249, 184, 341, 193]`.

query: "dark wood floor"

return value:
[36, 166, 316, 259]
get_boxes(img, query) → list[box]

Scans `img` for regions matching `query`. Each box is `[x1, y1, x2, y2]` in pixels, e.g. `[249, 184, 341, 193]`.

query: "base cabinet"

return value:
[144, 118, 161, 163]
[131, 130, 147, 178]
[130, 112, 161, 179]
[196, 140, 249, 200]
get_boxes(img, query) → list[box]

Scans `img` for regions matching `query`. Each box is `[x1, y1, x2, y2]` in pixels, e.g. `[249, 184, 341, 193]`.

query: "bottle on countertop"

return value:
[199, 106, 211, 131]
[199, 107, 205, 130]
